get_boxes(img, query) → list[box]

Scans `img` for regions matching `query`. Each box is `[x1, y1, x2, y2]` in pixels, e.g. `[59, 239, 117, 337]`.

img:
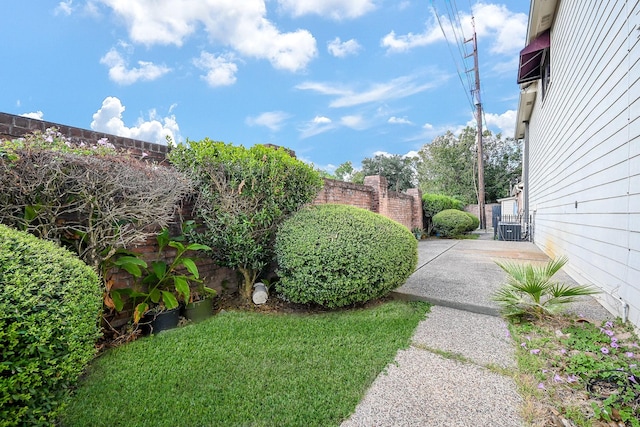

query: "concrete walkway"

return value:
[341, 232, 612, 427]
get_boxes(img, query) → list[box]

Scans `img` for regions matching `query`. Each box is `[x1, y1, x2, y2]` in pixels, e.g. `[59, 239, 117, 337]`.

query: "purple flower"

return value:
[553, 374, 563, 383]
[537, 383, 545, 389]
[566, 375, 578, 383]
[605, 321, 614, 328]
[530, 349, 541, 355]
[611, 342, 620, 349]
[601, 347, 610, 354]
[625, 352, 634, 358]
[520, 342, 527, 348]
[630, 376, 638, 384]
[603, 329, 614, 337]
[611, 337, 618, 343]
[560, 349, 567, 354]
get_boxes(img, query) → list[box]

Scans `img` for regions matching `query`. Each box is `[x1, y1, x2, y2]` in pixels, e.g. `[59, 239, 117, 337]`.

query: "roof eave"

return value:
[514, 0, 559, 140]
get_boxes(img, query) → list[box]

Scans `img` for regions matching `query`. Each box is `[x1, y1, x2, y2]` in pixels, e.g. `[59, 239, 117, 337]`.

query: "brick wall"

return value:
[465, 203, 499, 228]
[314, 176, 423, 230]
[313, 178, 375, 210]
[1, 112, 424, 295]
[0, 112, 168, 162]
[0, 112, 235, 296]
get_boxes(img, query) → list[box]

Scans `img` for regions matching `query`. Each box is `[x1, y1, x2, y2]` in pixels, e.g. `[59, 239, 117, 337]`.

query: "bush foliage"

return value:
[0, 128, 192, 270]
[275, 204, 417, 308]
[0, 224, 102, 426]
[169, 139, 323, 300]
[432, 209, 474, 238]
[422, 193, 464, 217]
[465, 212, 480, 231]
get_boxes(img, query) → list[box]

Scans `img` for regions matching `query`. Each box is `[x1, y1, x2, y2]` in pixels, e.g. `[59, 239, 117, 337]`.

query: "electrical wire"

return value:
[430, 0, 475, 113]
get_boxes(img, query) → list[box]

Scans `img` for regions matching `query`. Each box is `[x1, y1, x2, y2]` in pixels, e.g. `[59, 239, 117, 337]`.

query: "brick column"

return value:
[406, 188, 423, 230]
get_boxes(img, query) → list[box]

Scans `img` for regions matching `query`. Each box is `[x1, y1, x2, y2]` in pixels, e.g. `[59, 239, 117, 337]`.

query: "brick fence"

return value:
[0, 112, 168, 162]
[1, 112, 423, 296]
[313, 177, 422, 230]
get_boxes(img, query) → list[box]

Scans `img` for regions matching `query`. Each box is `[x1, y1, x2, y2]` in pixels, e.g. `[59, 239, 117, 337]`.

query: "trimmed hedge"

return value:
[422, 193, 464, 217]
[0, 225, 102, 426]
[465, 212, 480, 231]
[275, 204, 417, 308]
[432, 209, 474, 238]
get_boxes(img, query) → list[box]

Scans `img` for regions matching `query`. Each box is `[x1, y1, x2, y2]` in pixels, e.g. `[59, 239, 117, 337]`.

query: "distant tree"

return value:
[483, 134, 522, 202]
[417, 127, 477, 204]
[334, 161, 354, 181]
[417, 127, 522, 204]
[360, 154, 416, 192]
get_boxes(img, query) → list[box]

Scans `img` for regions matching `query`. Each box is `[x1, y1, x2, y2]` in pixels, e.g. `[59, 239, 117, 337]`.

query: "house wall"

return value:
[526, 0, 640, 325]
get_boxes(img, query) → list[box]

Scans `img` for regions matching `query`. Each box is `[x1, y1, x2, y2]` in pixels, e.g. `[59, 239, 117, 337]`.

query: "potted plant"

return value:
[184, 283, 217, 323]
[108, 226, 210, 333]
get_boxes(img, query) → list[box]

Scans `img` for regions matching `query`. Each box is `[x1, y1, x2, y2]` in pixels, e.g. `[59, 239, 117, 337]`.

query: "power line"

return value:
[430, 0, 475, 112]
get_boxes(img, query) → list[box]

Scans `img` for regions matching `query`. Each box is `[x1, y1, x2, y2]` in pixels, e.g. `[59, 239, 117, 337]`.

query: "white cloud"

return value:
[484, 109, 516, 136]
[327, 37, 362, 58]
[91, 96, 180, 144]
[21, 111, 44, 120]
[340, 115, 367, 130]
[313, 116, 332, 124]
[382, 2, 526, 55]
[100, 48, 171, 85]
[97, 0, 317, 72]
[472, 3, 527, 55]
[277, 0, 376, 20]
[193, 52, 238, 87]
[246, 111, 291, 131]
[388, 116, 413, 125]
[381, 27, 443, 53]
[297, 74, 444, 108]
[55, 1, 74, 15]
[299, 116, 336, 139]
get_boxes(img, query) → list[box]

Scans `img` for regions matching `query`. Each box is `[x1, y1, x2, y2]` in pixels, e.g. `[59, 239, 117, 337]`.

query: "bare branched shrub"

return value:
[0, 128, 193, 270]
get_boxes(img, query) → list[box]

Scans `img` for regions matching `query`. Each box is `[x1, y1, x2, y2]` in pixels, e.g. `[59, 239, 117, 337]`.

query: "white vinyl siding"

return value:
[526, 0, 640, 325]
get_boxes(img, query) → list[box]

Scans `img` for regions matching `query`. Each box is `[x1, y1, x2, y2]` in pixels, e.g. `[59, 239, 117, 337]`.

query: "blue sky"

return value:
[2, 0, 529, 172]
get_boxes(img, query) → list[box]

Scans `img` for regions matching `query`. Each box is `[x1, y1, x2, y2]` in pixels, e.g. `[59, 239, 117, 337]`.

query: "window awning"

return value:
[517, 30, 550, 84]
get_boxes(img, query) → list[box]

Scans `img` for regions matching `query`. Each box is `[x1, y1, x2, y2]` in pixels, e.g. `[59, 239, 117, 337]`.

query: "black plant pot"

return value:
[184, 298, 213, 323]
[142, 307, 181, 334]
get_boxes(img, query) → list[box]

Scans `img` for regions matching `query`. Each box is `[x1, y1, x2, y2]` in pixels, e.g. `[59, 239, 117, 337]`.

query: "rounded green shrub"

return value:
[275, 204, 417, 308]
[422, 193, 464, 217]
[465, 212, 480, 231]
[432, 209, 474, 238]
[0, 224, 102, 426]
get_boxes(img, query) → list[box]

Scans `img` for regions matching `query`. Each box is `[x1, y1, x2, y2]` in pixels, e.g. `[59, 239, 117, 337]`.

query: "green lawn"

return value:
[61, 300, 429, 427]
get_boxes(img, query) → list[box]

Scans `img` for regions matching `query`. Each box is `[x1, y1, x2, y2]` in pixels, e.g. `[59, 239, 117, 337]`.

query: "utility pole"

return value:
[465, 19, 486, 230]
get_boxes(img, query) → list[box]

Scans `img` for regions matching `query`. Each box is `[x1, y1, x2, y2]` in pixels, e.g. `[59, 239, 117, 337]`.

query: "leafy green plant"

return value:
[493, 256, 599, 319]
[275, 204, 417, 308]
[432, 208, 474, 237]
[109, 226, 210, 323]
[0, 224, 102, 426]
[509, 317, 640, 426]
[465, 212, 480, 231]
[169, 138, 323, 301]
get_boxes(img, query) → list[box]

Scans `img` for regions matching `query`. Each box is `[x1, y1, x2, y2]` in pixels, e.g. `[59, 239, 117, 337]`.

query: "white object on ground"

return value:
[252, 282, 268, 305]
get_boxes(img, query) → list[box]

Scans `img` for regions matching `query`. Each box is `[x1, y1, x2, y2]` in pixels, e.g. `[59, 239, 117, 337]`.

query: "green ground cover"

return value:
[61, 300, 429, 427]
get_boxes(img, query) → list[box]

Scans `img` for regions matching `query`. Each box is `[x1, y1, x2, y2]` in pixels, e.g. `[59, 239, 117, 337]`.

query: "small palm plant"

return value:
[492, 256, 599, 319]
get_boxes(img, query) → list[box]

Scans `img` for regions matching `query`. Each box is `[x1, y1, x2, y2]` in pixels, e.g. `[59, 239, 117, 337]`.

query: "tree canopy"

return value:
[417, 127, 521, 204]
[360, 154, 417, 192]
